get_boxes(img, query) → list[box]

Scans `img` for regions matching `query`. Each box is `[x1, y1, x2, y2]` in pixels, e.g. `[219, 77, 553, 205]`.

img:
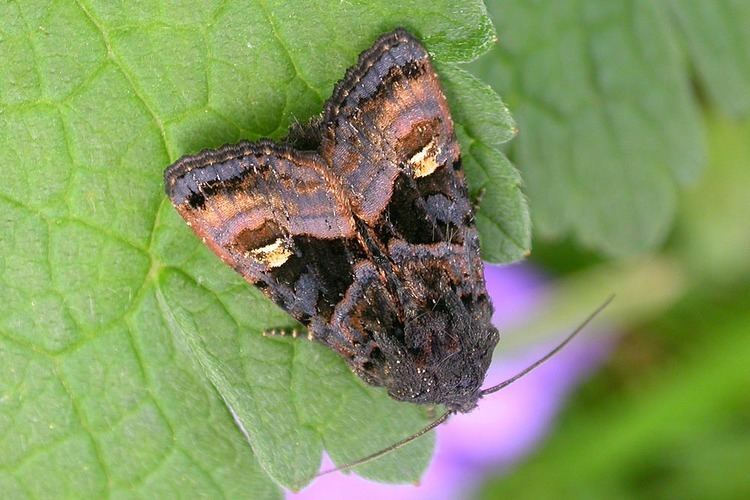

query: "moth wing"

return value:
[164, 141, 360, 324]
[321, 28, 461, 227]
[321, 28, 478, 304]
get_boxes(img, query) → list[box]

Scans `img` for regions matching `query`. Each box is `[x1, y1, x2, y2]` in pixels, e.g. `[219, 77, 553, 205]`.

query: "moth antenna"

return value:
[315, 410, 452, 478]
[481, 294, 615, 396]
[313, 296, 614, 481]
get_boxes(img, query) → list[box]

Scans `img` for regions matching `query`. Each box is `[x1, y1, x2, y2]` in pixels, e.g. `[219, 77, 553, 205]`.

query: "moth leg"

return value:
[261, 327, 313, 341]
[471, 187, 486, 213]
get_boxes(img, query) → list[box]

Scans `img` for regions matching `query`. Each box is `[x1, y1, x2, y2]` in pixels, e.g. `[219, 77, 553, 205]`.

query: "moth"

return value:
[164, 28, 605, 468]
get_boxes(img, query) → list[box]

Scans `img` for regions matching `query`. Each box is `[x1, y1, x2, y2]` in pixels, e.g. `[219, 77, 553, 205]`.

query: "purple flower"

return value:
[289, 263, 613, 500]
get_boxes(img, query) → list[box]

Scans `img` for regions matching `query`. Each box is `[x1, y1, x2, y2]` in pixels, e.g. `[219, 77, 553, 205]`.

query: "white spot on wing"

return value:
[247, 238, 293, 268]
[408, 139, 440, 177]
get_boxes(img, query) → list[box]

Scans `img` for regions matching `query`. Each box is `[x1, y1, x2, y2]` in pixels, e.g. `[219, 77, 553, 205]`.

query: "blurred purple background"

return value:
[289, 263, 613, 500]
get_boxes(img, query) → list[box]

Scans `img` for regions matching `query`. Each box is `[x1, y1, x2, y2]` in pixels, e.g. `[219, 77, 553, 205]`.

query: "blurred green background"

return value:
[470, 1, 750, 498]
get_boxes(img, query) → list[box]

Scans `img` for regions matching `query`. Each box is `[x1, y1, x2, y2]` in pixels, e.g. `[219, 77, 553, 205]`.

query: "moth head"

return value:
[378, 293, 500, 413]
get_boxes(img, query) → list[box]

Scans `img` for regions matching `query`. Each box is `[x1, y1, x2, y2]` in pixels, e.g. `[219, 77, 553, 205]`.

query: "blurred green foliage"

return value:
[472, 0, 750, 257]
[480, 277, 750, 499]
[474, 1, 750, 498]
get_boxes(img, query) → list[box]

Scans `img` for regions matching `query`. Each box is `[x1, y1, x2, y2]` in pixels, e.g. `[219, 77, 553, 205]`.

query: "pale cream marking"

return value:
[408, 139, 440, 178]
[246, 238, 293, 268]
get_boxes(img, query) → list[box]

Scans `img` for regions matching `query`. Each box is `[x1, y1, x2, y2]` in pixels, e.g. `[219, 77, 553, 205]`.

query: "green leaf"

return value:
[439, 64, 530, 262]
[0, 0, 525, 495]
[667, 0, 750, 118]
[471, 0, 707, 256]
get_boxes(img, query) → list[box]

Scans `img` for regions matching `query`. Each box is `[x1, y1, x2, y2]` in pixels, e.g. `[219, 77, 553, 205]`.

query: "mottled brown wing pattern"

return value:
[164, 29, 499, 412]
[164, 141, 362, 324]
[322, 29, 461, 226]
